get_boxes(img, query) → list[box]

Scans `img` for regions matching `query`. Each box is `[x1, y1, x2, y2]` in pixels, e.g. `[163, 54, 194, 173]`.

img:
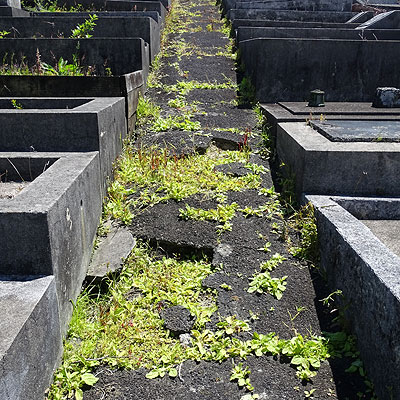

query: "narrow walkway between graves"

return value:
[48, 0, 376, 399]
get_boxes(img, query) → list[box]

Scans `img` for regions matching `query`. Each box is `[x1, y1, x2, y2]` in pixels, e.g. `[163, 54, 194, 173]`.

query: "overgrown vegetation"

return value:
[46, 0, 377, 398]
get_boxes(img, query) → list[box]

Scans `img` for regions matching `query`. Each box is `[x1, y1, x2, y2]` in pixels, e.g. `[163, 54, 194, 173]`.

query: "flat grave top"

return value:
[362, 219, 400, 258]
[0, 181, 29, 199]
[310, 120, 400, 142]
[0, 98, 91, 109]
[278, 101, 400, 115]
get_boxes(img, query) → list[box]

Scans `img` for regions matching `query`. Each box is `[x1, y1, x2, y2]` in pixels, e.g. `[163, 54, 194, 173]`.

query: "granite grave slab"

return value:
[310, 120, 400, 142]
[276, 121, 400, 197]
[260, 101, 400, 136]
[308, 194, 400, 400]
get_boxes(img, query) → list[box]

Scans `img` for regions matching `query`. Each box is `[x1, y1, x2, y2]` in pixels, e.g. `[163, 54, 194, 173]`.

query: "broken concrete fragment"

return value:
[372, 87, 400, 108]
[87, 226, 136, 282]
[161, 305, 196, 335]
[214, 162, 251, 177]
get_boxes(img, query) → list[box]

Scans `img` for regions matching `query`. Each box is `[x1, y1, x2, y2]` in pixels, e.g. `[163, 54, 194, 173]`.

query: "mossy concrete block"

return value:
[0, 275, 62, 400]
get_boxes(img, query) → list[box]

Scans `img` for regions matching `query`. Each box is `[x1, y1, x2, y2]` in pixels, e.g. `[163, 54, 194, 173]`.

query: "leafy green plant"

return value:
[179, 202, 238, 233]
[216, 316, 250, 335]
[11, 99, 22, 109]
[230, 362, 254, 391]
[259, 253, 286, 271]
[248, 271, 287, 299]
[0, 30, 10, 39]
[70, 14, 98, 38]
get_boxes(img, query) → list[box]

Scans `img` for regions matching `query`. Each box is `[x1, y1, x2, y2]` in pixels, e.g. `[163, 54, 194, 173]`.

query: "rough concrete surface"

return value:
[276, 121, 400, 197]
[308, 195, 400, 400]
[0, 152, 102, 334]
[0, 275, 62, 400]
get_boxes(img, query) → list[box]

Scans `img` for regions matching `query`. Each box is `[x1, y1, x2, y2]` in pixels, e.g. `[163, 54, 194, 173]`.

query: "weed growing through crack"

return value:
[70, 14, 98, 39]
[105, 147, 263, 224]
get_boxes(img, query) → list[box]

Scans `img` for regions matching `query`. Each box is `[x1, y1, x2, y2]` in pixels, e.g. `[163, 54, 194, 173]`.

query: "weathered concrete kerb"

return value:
[0, 152, 102, 400]
[308, 195, 400, 400]
[0, 97, 126, 190]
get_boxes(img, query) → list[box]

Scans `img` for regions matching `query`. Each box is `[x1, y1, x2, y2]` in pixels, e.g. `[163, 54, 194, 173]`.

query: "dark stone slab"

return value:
[160, 305, 196, 335]
[136, 131, 211, 156]
[239, 38, 400, 103]
[214, 162, 251, 177]
[310, 120, 400, 142]
[373, 86, 400, 108]
[86, 225, 136, 282]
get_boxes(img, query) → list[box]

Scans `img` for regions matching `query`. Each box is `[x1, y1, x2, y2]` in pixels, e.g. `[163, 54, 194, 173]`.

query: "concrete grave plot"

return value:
[104, 0, 167, 20]
[307, 194, 400, 400]
[50, 0, 170, 11]
[0, 37, 147, 131]
[235, 26, 400, 42]
[276, 120, 400, 198]
[0, 275, 62, 400]
[31, 9, 162, 24]
[227, 9, 355, 22]
[234, 0, 353, 12]
[239, 37, 400, 103]
[0, 0, 29, 15]
[231, 18, 361, 29]
[0, 97, 126, 190]
[3, 15, 160, 62]
[356, 9, 400, 29]
[261, 101, 400, 136]
[0, 152, 102, 333]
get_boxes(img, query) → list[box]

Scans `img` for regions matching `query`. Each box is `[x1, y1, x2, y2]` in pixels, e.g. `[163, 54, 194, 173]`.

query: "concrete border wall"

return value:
[228, 9, 355, 22]
[1, 15, 160, 61]
[236, 26, 400, 41]
[0, 97, 126, 187]
[308, 194, 400, 400]
[0, 37, 149, 77]
[239, 37, 400, 102]
[0, 275, 62, 400]
[0, 152, 102, 332]
[232, 18, 360, 28]
[276, 122, 400, 197]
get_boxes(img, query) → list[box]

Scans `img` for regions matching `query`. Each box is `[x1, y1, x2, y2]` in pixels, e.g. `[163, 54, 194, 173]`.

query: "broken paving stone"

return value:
[214, 162, 251, 177]
[202, 272, 227, 290]
[160, 305, 196, 335]
[86, 226, 136, 283]
[135, 131, 211, 156]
